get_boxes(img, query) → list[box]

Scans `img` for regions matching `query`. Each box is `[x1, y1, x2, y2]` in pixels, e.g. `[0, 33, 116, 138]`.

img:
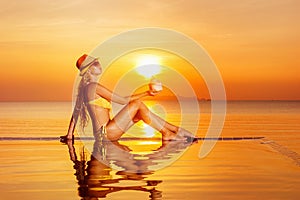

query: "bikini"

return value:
[88, 96, 112, 110]
[88, 96, 111, 142]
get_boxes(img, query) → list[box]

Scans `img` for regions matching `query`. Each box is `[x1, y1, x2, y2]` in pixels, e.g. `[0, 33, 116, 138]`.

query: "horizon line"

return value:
[0, 99, 300, 103]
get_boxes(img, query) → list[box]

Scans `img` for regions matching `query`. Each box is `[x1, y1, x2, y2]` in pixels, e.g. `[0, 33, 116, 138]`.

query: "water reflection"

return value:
[65, 138, 195, 199]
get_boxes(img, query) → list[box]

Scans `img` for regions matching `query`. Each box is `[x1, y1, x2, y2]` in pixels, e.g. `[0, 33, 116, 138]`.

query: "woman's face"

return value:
[90, 60, 102, 75]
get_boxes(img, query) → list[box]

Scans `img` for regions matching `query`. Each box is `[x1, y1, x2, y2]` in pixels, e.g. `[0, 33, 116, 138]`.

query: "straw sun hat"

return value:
[76, 54, 99, 76]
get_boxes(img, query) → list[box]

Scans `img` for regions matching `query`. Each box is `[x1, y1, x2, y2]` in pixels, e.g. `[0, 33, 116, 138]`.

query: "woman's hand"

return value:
[148, 89, 161, 96]
[148, 79, 163, 96]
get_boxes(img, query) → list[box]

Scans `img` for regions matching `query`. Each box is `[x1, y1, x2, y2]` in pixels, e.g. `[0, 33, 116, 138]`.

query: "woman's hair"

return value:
[76, 70, 93, 130]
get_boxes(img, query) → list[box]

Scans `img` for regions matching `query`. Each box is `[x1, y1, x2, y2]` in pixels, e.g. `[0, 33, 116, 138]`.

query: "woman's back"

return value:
[84, 83, 111, 132]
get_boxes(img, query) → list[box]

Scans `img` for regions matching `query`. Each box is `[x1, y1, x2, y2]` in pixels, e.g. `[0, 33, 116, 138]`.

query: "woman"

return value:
[60, 54, 195, 142]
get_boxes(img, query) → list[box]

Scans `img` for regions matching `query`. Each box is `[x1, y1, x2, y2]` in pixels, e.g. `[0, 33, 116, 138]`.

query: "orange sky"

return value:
[98, 49, 209, 100]
[0, 0, 299, 101]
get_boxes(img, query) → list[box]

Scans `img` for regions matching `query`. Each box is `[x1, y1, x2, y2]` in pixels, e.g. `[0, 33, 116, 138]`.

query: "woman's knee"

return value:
[129, 99, 142, 108]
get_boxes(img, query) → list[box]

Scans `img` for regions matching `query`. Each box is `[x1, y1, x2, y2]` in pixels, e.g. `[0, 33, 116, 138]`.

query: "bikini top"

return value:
[88, 96, 112, 110]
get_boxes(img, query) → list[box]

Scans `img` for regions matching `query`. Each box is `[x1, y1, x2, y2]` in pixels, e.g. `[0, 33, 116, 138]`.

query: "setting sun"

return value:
[143, 124, 156, 137]
[135, 55, 162, 78]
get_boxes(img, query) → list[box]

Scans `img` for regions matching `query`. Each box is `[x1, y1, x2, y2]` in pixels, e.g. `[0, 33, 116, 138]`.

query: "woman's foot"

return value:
[178, 128, 198, 143]
[162, 128, 197, 142]
[162, 129, 186, 141]
[177, 128, 194, 137]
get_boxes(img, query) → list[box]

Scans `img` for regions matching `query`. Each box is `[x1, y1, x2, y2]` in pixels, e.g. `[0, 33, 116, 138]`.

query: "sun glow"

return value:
[135, 55, 162, 78]
[132, 101, 162, 138]
[143, 124, 156, 137]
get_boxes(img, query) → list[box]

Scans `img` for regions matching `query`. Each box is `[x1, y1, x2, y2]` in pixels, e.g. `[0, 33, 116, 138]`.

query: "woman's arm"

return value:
[66, 99, 81, 137]
[96, 84, 157, 105]
[66, 115, 76, 136]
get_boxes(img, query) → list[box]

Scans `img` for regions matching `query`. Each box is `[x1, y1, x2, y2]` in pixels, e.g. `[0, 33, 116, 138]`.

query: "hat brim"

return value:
[79, 57, 99, 76]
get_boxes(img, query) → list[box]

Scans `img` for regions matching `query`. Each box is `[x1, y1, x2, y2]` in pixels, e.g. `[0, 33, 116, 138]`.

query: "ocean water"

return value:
[0, 101, 299, 199]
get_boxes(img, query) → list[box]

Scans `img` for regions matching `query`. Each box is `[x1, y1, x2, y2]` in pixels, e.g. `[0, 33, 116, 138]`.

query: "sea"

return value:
[0, 101, 299, 200]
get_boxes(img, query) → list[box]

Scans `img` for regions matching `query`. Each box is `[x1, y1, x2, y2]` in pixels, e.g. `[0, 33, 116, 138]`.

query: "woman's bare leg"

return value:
[148, 112, 195, 139]
[106, 100, 187, 141]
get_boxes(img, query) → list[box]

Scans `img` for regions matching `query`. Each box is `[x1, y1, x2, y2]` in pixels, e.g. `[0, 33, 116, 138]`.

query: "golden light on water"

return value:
[142, 101, 161, 138]
[131, 101, 163, 138]
[135, 55, 161, 78]
[134, 117, 157, 138]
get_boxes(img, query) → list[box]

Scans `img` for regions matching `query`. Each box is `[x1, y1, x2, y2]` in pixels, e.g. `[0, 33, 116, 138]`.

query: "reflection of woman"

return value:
[65, 139, 163, 199]
[60, 54, 195, 142]
[65, 137, 194, 199]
